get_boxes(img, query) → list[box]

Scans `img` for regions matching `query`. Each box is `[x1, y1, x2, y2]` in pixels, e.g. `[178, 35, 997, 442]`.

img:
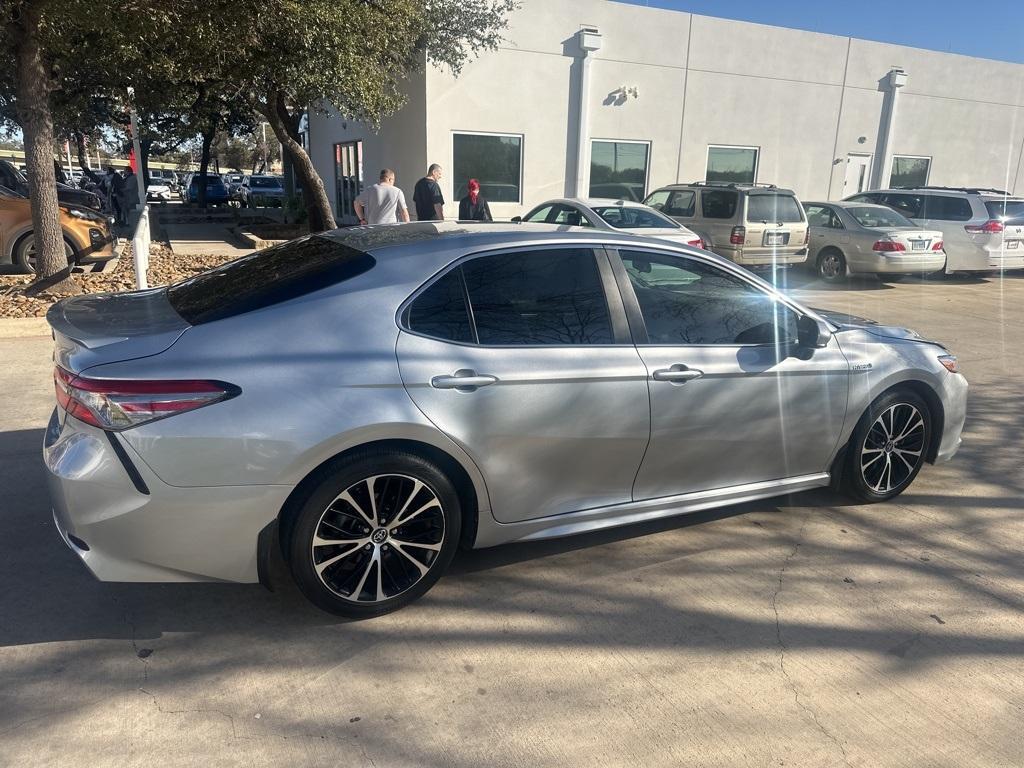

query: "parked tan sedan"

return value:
[804, 201, 945, 282]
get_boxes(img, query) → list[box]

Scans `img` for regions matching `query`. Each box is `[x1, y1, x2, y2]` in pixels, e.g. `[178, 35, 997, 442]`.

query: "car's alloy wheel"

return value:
[844, 389, 931, 502]
[860, 403, 925, 493]
[15, 236, 74, 273]
[288, 450, 461, 618]
[817, 249, 845, 281]
[311, 474, 445, 603]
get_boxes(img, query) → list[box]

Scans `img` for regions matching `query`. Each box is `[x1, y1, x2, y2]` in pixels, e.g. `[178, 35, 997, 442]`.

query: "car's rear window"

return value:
[167, 235, 375, 325]
[746, 194, 804, 223]
[591, 206, 679, 229]
[985, 199, 1024, 220]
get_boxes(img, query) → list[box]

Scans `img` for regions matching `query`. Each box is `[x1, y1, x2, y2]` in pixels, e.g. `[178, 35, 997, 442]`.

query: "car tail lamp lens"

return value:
[965, 219, 1004, 234]
[729, 226, 745, 245]
[872, 240, 906, 252]
[938, 354, 960, 373]
[931, 240, 944, 250]
[687, 237, 703, 248]
[54, 367, 238, 430]
[803, 228, 810, 244]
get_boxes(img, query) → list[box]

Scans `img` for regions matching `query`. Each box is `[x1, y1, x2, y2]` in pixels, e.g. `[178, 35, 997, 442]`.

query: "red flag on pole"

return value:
[128, 146, 137, 173]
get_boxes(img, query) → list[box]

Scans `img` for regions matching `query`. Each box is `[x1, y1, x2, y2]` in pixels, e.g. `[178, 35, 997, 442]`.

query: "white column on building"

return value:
[874, 68, 908, 188]
[574, 27, 602, 197]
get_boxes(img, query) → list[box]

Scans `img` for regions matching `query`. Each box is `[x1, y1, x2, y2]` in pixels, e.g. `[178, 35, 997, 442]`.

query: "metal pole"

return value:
[262, 122, 268, 171]
[65, 140, 74, 182]
[127, 88, 149, 290]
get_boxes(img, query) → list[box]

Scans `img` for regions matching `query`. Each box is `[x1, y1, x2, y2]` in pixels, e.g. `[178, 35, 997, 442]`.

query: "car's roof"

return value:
[321, 221, 699, 256]
[654, 182, 797, 196]
[865, 187, 1024, 200]
[805, 200, 891, 210]
[538, 197, 654, 209]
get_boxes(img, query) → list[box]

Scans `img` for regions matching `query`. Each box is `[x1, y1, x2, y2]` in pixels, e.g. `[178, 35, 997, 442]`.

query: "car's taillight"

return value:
[729, 226, 745, 245]
[872, 240, 906, 252]
[54, 366, 238, 431]
[932, 240, 944, 251]
[965, 219, 1004, 234]
[803, 228, 810, 244]
[687, 238, 703, 248]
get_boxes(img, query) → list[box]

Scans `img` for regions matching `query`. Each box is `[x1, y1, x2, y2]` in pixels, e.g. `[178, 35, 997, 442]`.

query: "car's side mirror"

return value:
[511, 216, 522, 223]
[797, 314, 832, 348]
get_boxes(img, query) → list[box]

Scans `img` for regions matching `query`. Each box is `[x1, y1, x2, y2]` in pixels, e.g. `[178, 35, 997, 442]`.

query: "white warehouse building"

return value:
[309, 0, 1024, 224]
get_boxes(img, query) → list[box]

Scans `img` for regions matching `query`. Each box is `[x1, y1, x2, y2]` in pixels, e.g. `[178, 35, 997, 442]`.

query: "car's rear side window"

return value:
[746, 194, 804, 223]
[407, 269, 474, 343]
[985, 199, 1024, 219]
[924, 195, 973, 221]
[407, 248, 613, 346]
[881, 193, 925, 219]
[167, 235, 375, 325]
[701, 190, 738, 219]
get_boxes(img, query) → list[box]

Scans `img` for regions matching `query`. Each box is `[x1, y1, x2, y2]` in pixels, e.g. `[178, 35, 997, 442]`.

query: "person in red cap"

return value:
[458, 178, 492, 221]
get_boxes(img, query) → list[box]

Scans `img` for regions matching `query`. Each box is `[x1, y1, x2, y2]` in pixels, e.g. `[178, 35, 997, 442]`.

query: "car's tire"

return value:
[287, 449, 461, 619]
[13, 234, 75, 274]
[843, 388, 932, 503]
[816, 248, 846, 282]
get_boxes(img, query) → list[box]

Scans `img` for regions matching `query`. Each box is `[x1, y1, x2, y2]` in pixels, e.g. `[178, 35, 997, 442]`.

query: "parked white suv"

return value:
[845, 187, 1024, 273]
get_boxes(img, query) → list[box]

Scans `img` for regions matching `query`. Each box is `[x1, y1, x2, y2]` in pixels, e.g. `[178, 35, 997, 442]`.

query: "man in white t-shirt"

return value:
[354, 168, 410, 225]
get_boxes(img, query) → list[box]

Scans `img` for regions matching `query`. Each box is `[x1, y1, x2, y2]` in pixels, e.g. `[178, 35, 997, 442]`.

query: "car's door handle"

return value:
[652, 365, 704, 383]
[431, 370, 498, 390]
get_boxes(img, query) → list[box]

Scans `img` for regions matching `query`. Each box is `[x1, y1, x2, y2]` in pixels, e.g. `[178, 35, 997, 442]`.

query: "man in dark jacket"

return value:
[413, 163, 445, 221]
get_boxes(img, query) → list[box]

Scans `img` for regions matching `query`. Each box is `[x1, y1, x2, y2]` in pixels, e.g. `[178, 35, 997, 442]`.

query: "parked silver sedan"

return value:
[804, 201, 946, 281]
[44, 223, 967, 618]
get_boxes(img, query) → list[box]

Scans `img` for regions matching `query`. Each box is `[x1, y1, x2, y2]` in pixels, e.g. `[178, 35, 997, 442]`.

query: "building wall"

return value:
[316, 0, 1024, 221]
[308, 69, 427, 222]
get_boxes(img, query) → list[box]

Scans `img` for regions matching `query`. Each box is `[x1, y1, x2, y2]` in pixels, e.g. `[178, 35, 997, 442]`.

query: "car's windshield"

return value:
[847, 206, 915, 228]
[191, 176, 224, 187]
[745, 193, 804, 223]
[985, 199, 1024, 220]
[250, 177, 282, 188]
[591, 205, 679, 229]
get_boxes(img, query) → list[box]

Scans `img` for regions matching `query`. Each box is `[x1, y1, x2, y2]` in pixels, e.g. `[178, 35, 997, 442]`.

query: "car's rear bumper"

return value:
[720, 246, 808, 266]
[44, 409, 290, 583]
[854, 251, 946, 274]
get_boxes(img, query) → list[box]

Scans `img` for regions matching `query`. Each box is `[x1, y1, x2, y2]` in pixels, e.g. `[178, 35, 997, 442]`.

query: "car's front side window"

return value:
[523, 204, 553, 223]
[618, 250, 798, 345]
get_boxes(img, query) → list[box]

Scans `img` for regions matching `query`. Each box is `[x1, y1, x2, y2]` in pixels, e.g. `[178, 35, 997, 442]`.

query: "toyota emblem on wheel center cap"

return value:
[371, 527, 389, 544]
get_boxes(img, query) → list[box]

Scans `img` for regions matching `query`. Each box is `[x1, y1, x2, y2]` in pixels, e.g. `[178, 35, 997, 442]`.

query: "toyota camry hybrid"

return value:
[44, 222, 967, 618]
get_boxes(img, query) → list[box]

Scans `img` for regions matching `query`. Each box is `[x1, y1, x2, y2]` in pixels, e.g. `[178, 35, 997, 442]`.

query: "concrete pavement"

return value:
[1, 272, 1022, 767]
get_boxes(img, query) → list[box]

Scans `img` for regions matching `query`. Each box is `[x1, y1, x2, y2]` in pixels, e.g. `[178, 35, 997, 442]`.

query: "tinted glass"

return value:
[167, 235, 375, 325]
[804, 205, 831, 227]
[706, 147, 757, 184]
[882, 193, 924, 218]
[592, 206, 679, 229]
[523, 204, 553, 223]
[462, 249, 612, 345]
[550, 205, 591, 226]
[644, 190, 670, 210]
[590, 141, 649, 201]
[925, 195, 973, 221]
[250, 177, 282, 189]
[407, 269, 473, 343]
[701, 189, 738, 219]
[453, 133, 522, 202]
[620, 250, 798, 345]
[847, 206, 914, 228]
[746, 194, 804, 223]
[666, 190, 696, 217]
[985, 199, 1024, 219]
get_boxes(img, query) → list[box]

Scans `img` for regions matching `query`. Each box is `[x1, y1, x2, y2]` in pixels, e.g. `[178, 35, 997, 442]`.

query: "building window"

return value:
[889, 155, 931, 188]
[452, 132, 522, 203]
[589, 140, 650, 201]
[706, 145, 758, 184]
[334, 141, 363, 221]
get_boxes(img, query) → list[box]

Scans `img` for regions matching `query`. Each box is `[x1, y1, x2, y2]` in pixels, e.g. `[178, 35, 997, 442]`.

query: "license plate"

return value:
[911, 240, 927, 251]
[1008, 240, 1020, 249]
[764, 232, 784, 246]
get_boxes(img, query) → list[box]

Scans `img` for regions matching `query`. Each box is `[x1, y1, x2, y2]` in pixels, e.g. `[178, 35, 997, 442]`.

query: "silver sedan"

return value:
[805, 201, 946, 281]
[44, 222, 967, 617]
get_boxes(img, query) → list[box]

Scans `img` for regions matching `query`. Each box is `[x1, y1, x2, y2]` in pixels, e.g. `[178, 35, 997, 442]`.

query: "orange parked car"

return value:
[0, 185, 117, 273]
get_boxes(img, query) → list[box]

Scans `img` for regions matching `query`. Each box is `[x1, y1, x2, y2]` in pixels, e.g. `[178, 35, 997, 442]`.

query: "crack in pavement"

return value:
[138, 687, 247, 741]
[770, 511, 852, 768]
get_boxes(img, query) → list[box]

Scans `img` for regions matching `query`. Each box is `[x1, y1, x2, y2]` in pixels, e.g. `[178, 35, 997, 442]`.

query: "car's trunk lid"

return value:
[871, 227, 944, 251]
[47, 287, 189, 374]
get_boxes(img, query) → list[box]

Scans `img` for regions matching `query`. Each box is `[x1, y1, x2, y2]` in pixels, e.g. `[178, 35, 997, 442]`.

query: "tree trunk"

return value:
[260, 89, 335, 232]
[12, 4, 75, 293]
[74, 133, 102, 185]
[197, 126, 214, 208]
